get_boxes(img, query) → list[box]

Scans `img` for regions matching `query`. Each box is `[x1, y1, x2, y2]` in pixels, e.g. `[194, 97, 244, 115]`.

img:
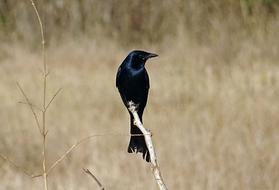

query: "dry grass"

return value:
[1, 0, 278, 45]
[1, 1, 279, 189]
[0, 31, 278, 189]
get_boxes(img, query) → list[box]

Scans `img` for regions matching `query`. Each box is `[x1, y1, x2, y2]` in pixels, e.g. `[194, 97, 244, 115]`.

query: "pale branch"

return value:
[0, 153, 42, 178]
[128, 101, 168, 190]
[29, 0, 45, 47]
[29, 0, 48, 189]
[45, 88, 62, 111]
[18, 101, 43, 112]
[46, 144, 75, 175]
[45, 71, 50, 77]
[83, 168, 105, 190]
[47, 134, 102, 175]
[29, 0, 46, 76]
[16, 82, 42, 134]
[46, 132, 145, 175]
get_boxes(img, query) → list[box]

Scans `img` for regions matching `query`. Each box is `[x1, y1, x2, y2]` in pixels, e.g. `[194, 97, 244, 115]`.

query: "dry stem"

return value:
[29, 0, 48, 189]
[0, 153, 41, 178]
[83, 168, 105, 190]
[47, 133, 122, 175]
[1, 1, 102, 189]
[16, 82, 42, 134]
[46, 132, 145, 175]
[45, 88, 62, 111]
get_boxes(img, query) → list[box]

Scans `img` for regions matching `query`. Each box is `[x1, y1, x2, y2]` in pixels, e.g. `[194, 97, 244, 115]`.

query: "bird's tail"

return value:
[128, 115, 150, 162]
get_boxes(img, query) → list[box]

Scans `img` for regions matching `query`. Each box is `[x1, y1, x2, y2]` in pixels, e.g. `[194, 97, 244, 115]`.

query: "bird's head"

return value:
[127, 50, 158, 68]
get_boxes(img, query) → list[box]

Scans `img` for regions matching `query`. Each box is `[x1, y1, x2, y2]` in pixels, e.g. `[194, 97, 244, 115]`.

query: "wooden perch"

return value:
[128, 101, 168, 190]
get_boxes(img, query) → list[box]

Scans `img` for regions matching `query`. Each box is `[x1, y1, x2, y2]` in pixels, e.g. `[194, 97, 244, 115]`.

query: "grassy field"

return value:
[0, 1, 279, 189]
[0, 34, 278, 190]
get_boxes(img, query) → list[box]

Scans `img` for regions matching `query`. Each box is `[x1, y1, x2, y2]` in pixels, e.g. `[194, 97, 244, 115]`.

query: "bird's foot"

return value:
[127, 101, 139, 112]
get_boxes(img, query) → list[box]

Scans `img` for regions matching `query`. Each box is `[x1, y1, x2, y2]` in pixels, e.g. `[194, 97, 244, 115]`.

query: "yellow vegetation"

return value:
[0, 0, 279, 189]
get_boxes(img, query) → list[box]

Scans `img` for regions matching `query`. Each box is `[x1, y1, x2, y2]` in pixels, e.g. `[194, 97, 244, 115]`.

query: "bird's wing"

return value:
[144, 69, 150, 90]
[116, 66, 122, 87]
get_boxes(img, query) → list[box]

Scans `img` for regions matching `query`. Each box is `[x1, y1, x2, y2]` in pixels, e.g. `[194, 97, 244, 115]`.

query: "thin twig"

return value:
[18, 101, 43, 111]
[16, 82, 42, 134]
[29, 0, 48, 189]
[46, 144, 75, 175]
[29, 0, 45, 50]
[83, 168, 105, 190]
[0, 153, 42, 178]
[46, 134, 103, 175]
[46, 132, 145, 175]
[29, 0, 47, 77]
[45, 88, 62, 111]
[42, 137, 48, 190]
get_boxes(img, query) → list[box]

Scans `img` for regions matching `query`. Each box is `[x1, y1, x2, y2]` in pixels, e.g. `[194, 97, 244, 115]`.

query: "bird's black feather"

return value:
[116, 50, 157, 162]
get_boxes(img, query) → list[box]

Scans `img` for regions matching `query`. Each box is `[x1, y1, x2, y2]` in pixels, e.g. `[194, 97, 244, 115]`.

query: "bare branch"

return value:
[29, 0, 48, 189]
[46, 144, 75, 175]
[45, 71, 50, 77]
[46, 134, 100, 175]
[46, 132, 142, 175]
[0, 153, 41, 178]
[18, 101, 43, 112]
[128, 101, 168, 190]
[45, 88, 62, 111]
[32, 174, 43, 178]
[83, 168, 105, 190]
[29, 0, 45, 48]
[16, 82, 42, 134]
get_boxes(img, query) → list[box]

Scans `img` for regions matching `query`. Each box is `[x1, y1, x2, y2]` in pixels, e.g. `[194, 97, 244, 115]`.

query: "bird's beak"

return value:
[146, 53, 158, 59]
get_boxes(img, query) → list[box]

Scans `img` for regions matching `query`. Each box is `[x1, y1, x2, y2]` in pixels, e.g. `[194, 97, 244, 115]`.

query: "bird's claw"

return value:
[128, 101, 139, 112]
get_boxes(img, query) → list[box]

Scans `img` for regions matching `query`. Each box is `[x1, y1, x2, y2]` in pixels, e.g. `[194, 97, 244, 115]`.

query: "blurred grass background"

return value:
[0, 0, 279, 189]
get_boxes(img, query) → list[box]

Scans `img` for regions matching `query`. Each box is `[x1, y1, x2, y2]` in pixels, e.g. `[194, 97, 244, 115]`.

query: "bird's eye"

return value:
[138, 55, 145, 60]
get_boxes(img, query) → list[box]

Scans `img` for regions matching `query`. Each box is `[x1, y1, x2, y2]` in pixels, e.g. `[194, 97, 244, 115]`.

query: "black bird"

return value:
[116, 50, 158, 162]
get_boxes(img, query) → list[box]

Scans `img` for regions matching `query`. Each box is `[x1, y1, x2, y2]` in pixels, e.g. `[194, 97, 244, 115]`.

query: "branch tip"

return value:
[83, 168, 105, 190]
[16, 82, 42, 134]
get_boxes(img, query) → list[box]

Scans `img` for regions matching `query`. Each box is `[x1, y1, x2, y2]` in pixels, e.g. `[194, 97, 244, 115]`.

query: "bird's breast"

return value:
[119, 70, 148, 99]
